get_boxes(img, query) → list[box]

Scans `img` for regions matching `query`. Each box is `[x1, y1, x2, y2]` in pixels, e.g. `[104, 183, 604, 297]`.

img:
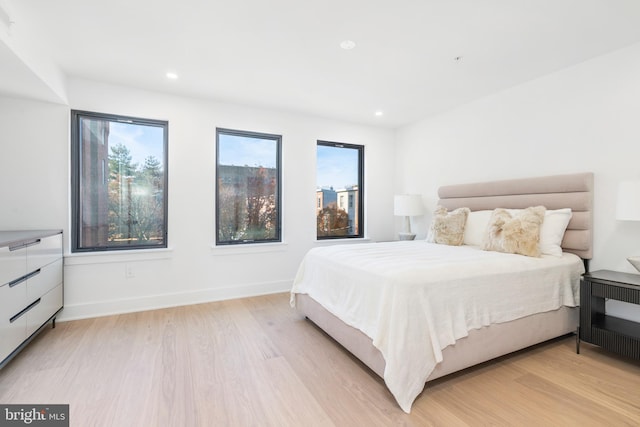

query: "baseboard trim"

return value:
[58, 280, 291, 321]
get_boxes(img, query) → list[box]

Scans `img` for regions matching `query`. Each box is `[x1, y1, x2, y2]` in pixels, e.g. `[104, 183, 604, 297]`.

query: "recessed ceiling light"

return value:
[166, 72, 178, 80]
[340, 40, 356, 50]
[375, 111, 383, 117]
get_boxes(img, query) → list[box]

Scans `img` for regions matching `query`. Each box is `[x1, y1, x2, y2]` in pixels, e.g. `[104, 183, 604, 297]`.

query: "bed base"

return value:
[296, 293, 578, 381]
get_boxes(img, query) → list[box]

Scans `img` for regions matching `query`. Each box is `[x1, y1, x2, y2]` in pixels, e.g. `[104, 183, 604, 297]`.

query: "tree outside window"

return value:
[216, 128, 281, 244]
[71, 110, 168, 252]
[316, 141, 364, 239]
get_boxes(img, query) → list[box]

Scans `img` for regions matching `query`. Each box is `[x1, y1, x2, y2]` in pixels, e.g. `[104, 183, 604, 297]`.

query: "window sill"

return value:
[210, 242, 288, 256]
[64, 247, 174, 265]
[314, 238, 372, 245]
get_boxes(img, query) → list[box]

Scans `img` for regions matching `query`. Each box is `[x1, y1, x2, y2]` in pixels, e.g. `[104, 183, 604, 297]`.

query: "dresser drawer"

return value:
[27, 259, 63, 301]
[0, 281, 28, 319]
[0, 244, 26, 286]
[0, 230, 64, 369]
[26, 284, 63, 338]
[27, 233, 62, 273]
[0, 314, 26, 364]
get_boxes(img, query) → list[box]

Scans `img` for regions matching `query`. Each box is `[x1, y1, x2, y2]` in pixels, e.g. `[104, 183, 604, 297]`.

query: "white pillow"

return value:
[464, 207, 572, 255]
[506, 208, 572, 257]
[539, 208, 572, 257]
[463, 210, 493, 246]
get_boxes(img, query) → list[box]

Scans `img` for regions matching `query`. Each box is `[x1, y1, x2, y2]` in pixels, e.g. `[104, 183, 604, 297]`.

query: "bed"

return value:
[290, 172, 593, 413]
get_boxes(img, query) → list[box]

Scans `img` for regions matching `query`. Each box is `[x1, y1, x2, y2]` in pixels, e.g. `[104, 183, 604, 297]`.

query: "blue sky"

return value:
[110, 122, 164, 167]
[218, 134, 277, 168]
[317, 145, 358, 189]
[106, 125, 356, 188]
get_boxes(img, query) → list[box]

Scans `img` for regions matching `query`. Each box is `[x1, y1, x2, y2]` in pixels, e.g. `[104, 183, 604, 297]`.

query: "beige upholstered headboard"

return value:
[437, 172, 594, 260]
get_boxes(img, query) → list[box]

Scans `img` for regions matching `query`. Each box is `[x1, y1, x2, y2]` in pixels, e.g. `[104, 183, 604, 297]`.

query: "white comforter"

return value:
[290, 241, 584, 413]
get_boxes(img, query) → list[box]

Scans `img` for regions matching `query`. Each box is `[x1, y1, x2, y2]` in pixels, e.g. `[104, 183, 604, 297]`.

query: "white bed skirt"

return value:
[295, 293, 578, 381]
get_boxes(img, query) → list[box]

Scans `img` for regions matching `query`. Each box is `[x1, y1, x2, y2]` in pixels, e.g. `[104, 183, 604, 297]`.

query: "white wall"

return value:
[395, 41, 640, 320]
[0, 80, 395, 320]
[0, 96, 68, 227]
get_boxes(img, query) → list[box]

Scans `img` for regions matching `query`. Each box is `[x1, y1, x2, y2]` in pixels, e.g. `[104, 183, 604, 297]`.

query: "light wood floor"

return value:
[1, 293, 639, 426]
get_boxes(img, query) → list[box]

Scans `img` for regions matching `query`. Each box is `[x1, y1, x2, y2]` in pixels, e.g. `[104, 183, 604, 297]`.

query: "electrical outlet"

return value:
[125, 264, 135, 278]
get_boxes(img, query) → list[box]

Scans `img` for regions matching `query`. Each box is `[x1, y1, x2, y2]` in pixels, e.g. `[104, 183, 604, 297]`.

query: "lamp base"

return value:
[398, 232, 416, 241]
[627, 256, 640, 273]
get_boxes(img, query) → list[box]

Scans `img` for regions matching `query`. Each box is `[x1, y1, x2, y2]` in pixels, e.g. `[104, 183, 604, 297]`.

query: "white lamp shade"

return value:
[394, 194, 424, 216]
[616, 181, 640, 221]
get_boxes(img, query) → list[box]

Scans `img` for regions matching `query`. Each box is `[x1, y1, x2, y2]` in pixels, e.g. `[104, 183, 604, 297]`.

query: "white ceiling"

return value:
[0, 40, 62, 103]
[4, 0, 640, 127]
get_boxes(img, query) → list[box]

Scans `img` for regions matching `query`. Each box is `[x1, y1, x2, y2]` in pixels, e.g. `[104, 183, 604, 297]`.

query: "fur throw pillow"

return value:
[483, 206, 546, 257]
[427, 206, 470, 246]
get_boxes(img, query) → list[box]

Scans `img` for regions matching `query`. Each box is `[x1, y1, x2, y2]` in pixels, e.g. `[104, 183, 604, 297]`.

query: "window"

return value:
[71, 110, 168, 252]
[316, 141, 364, 239]
[216, 128, 281, 245]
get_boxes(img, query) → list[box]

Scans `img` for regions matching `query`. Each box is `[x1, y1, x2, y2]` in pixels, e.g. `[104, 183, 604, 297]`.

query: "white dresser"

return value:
[0, 230, 63, 368]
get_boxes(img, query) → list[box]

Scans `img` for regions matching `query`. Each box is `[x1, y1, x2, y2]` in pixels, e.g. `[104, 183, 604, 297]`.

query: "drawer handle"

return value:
[9, 298, 41, 323]
[24, 239, 42, 248]
[8, 269, 41, 287]
[25, 269, 41, 281]
[8, 239, 41, 251]
[8, 275, 28, 287]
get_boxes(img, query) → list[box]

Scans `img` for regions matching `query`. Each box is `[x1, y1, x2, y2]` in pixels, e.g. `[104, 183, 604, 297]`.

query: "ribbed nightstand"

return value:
[578, 270, 640, 360]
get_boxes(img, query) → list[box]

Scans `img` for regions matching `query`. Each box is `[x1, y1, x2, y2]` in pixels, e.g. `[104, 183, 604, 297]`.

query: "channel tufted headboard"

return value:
[437, 172, 594, 260]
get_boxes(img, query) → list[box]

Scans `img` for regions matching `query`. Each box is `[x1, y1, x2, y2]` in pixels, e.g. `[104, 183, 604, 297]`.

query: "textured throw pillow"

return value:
[463, 210, 494, 246]
[506, 208, 573, 257]
[483, 206, 546, 257]
[427, 206, 470, 246]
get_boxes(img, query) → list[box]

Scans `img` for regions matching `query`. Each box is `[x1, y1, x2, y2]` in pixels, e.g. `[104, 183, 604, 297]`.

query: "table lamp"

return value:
[616, 180, 640, 272]
[394, 194, 424, 240]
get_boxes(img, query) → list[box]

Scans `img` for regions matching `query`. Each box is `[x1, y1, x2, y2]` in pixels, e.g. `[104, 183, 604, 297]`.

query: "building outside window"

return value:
[216, 128, 281, 245]
[71, 110, 168, 252]
[316, 141, 364, 239]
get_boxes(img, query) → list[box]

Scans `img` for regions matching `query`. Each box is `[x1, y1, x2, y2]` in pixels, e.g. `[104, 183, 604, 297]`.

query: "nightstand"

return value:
[578, 270, 640, 360]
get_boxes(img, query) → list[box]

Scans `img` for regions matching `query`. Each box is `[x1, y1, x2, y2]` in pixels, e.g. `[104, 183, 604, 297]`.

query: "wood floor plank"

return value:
[1, 292, 639, 426]
[510, 340, 640, 421]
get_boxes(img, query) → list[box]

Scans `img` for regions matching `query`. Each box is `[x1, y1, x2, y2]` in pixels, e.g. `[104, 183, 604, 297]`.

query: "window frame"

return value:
[215, 127, 282, 246]
[316, 140, 364, 240]
[70, 110, 169, 253]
